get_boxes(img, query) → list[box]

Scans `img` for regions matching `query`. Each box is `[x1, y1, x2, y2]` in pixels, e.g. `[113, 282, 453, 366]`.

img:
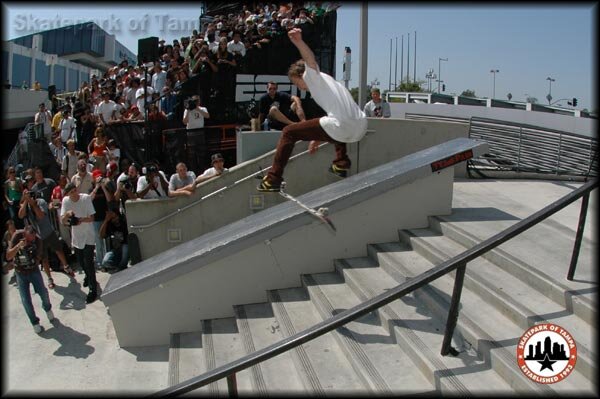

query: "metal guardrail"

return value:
[405, 113, 471, 125]
[468, 117, 598, 178]
[152, 178, 597, 397]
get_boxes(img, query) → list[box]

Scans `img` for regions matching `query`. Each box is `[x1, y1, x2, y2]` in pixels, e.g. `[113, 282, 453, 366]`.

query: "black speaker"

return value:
[48, 85, 56, 100]
[137, 37, 159, 65]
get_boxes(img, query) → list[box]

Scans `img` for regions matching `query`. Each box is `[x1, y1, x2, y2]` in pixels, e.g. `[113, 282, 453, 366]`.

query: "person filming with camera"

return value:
[6, 225, 55, 334]
[182, 95, 210, 130]
[60, 183, 99, 304]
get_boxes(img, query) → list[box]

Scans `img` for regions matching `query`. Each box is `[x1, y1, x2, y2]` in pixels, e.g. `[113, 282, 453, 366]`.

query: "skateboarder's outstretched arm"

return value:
[288, 28, 318, 71]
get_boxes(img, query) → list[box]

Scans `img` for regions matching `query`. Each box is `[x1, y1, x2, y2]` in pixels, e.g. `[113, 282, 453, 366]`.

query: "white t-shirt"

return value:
[227, 40, 246, 57]
[136, 172, 168, 199]
[183, 107, 208, 130]
[152, 70, 167, 94]
[35, 110, 52, 136]
[303, 64, 367, 143]
[136, 86, 154, 112]
[60, 193, 96, 249]
[59, 116, 76, 143]
[97, 100, 116, 123]
[199, 167, 228, 179]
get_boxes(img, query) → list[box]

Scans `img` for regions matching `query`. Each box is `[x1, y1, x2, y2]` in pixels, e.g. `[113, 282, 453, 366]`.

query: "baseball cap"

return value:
[106, 161, 118, 176]
[64, 182, 77, 194]
[92, 169, 104, 180]
[211, 153, 224, 163]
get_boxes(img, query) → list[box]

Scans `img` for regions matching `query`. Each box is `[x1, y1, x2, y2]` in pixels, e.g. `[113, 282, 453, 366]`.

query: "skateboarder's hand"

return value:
[308, 140, 320, 154]
[288, 28, 303, 43]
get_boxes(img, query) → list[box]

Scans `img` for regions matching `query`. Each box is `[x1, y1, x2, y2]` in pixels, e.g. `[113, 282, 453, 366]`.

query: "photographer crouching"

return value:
[6, 225, 55, 334]
[60, 183, 99, 304]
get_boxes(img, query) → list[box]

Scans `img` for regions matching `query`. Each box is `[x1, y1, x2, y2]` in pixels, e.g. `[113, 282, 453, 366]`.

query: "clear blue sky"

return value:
[2, 2, 596, 110]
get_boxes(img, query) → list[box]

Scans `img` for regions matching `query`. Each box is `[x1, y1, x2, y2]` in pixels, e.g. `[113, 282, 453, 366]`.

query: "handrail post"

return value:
[227, 373, 238, 397]
[441, 262, 467, 356]
[567, 192, 590, 281]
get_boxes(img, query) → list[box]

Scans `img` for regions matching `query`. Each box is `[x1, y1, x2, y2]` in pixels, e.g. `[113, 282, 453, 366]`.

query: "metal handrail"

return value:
[152, 178, 597, 397]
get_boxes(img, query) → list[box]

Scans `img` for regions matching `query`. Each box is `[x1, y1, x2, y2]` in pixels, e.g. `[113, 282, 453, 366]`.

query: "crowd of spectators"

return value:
[1, 2, 341, 318]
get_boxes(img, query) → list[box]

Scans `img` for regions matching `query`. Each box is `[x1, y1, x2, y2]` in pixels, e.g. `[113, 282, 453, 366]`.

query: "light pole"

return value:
[546, 77, 555, 105]
[425, 69, 436, 93]
[490, 69, 499, 99]
[437, 57, 447, 93]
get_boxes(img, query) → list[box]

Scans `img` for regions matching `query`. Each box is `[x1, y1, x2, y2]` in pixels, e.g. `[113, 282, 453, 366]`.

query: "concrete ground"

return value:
[2, 177, 596, 396]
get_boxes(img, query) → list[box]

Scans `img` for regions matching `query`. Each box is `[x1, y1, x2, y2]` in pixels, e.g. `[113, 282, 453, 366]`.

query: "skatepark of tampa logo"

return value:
[517, 323, 577, 384]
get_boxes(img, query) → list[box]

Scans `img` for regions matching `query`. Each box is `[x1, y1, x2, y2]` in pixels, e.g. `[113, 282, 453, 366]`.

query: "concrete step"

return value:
[302, 272, 436, 394]
[428, 214, 597, 326]
[397, 227, 596, 382]
[232, 303, 305, 394]
[334, 256, 514, 395]
[267, 287, 368, 394]
[201, 318, 254, 396]
[168, 331, 210, 396]
[369, 241, 595, 395]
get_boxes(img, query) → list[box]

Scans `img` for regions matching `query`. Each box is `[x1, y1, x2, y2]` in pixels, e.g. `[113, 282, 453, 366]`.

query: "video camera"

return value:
[183, 97, 197, 110]
[67, 214, 80, 227]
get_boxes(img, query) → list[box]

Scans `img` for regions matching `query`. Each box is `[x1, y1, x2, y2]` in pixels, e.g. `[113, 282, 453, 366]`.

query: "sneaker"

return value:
[33, 324, 43, 334]
[46, 310, 55, 322]
[257, 177, 281, 192]
[328, 164, 348, 178]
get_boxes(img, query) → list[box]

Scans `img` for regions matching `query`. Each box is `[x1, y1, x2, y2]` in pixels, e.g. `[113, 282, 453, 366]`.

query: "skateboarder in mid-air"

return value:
[257, 27, 368, 192]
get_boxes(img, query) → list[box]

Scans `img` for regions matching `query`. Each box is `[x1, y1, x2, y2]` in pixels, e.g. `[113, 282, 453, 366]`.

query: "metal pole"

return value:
[567, 193, 590, 281]
[413, 30, 417, 83]
[406, 32, 410, 84]
[400, 35, 404, 87]
[438, 58, 441, 93]
[394, 37, 398, 91]
[358, 3, 368, 109]
[441, 263, 467, 356]
[389, 39, 392, 92]
[226, 374, 238, 397]
[493, 72, 496, 99]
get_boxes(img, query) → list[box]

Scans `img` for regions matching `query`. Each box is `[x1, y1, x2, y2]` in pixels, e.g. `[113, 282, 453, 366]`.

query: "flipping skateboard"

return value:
[279, 182, 337, 233]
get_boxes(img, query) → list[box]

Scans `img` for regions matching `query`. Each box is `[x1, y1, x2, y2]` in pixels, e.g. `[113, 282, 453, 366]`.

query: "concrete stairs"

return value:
[166, 216, 597, 396]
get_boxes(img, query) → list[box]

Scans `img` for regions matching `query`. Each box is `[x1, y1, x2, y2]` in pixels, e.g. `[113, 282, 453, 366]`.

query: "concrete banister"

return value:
[102, 138, 489, 347]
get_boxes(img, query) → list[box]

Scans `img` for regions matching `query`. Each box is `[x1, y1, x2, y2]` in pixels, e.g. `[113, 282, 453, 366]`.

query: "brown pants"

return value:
[267, 118, 351, 183]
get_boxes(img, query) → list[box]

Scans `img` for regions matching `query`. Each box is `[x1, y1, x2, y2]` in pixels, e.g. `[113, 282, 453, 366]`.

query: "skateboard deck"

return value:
[279, 182, 337, 232]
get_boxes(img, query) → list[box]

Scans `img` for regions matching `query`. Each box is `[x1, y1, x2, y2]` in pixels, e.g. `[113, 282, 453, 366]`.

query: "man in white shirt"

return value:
[97, 92, 117, 125]
[195, 153, 228, 185]
[182, 96, 210, 129]
[136, 164, 169, 199]
[60, 183, 98, 303]
[227, 31, 246, 58]
[151, 63, 167, 95]
[135, 78, 154, 116]
[34, 102, 53, 142]
[257, 27, 367, 192]
[58, 109, 76, 143]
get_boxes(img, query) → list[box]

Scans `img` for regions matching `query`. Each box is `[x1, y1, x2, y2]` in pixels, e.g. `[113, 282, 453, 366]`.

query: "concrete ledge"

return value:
[102, 138, 488, 346]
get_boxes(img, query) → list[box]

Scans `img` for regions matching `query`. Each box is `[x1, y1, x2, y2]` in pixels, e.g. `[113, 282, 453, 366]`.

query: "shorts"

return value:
[41, 231, 62, 259]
